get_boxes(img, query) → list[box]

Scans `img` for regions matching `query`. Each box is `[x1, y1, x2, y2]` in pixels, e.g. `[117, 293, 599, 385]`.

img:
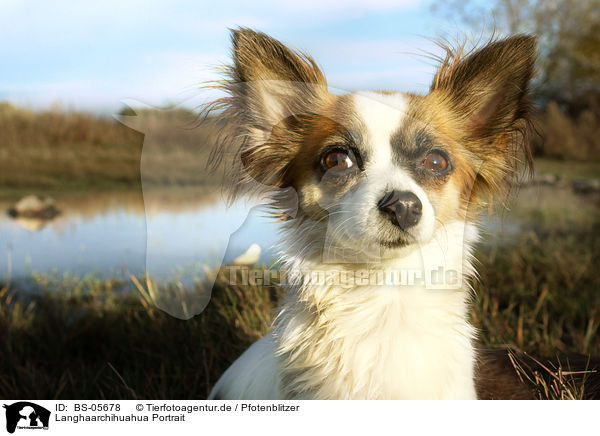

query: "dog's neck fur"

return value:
[272, 220, 480, 399]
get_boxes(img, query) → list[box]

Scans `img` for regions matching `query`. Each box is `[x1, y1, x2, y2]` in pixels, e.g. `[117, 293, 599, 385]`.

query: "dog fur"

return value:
[207, 28, 537, 399]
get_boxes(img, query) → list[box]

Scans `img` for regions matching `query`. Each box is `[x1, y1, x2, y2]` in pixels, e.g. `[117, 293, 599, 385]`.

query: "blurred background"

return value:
[0, 0, 598, 399]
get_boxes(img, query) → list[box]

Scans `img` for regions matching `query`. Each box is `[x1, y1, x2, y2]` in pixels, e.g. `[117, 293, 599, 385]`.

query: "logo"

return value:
[3, 402, 50, 434]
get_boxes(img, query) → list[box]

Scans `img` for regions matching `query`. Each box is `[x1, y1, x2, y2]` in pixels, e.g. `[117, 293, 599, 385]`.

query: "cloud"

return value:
[1, 35, 442, 112]
[0, 0, 439, 111]
[1, 50, 228, 112]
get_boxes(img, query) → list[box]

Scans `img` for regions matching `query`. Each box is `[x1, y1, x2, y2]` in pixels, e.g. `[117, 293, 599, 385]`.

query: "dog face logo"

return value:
[3, 402, 50, 434]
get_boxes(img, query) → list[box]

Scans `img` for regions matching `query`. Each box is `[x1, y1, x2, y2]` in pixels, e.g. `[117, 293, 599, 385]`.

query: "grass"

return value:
[0, 268, 282, 399]
[0, 101, 598, 399]
[0, 202, 598, 399]
[0, 102, 230, 195]
[472, 224, 600, 356]
[507, 350, 598, 400]
[534, 158, 600, 181]
[0, 101, 597, 197]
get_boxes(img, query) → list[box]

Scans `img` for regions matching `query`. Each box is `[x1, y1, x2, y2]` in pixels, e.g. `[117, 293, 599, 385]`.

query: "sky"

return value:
[0, 0, 472, 113]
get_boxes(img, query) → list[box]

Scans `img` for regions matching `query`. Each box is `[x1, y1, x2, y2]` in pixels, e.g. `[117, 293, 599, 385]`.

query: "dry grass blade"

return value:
[107, 362, 138, 400]
[508, 349, 597, 400]
[130, 273, 156, 307]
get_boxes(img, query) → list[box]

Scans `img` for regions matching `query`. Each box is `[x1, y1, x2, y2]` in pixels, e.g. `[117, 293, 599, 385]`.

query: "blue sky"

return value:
[0, 0, 470, 113]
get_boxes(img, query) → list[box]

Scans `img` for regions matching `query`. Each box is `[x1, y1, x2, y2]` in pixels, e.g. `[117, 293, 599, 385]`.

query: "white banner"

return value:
[0, 400, 596, 436]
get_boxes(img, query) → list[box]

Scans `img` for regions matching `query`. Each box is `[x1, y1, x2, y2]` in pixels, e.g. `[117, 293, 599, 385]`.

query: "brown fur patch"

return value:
[285, 95, 363, 220]
[205, 27, 332, 202]
[429, 36, 537, 204]
[393, 92, 479, 222]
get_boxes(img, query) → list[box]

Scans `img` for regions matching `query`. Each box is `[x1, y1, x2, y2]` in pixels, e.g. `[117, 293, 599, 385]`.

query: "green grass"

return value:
[534, 158, 600, 180]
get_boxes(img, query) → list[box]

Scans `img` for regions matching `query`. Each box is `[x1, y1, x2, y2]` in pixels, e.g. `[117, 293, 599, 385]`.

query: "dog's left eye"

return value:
[322, 150, 354, 171]
[423, 151, 448, 172]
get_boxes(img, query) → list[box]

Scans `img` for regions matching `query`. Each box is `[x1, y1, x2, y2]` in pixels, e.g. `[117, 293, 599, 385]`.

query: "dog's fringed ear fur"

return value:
[431, 35, 537, 199]
[208, 28, 330, 200]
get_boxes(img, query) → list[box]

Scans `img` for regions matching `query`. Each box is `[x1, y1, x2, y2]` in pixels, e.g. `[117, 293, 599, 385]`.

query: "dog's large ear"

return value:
[431, 35, 537, 196]
[211, 28, 329, 197]
[231, 28, 328, 130]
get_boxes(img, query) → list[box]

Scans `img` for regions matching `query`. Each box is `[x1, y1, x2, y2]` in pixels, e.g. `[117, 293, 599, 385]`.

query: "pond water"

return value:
[0, 188, 529, 284]
[0, 191, 281, 282]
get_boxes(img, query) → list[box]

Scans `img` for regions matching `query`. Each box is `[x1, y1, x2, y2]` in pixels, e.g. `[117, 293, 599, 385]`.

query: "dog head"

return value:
[210, 28, 536, 263]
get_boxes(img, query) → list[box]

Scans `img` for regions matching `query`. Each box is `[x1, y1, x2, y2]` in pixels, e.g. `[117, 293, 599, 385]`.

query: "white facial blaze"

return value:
[353, 91, 407, 172]
[321, 91, 436, 261]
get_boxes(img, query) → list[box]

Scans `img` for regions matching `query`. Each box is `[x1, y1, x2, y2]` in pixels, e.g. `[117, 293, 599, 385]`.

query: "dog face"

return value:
[212, 29, 535, 261]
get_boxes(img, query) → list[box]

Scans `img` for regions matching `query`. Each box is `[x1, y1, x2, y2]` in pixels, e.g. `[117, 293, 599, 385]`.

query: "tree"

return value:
[432, 0, 600, 114]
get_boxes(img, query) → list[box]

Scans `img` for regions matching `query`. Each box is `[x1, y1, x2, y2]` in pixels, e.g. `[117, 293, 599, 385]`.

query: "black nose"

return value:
[377, 190, 422, 230]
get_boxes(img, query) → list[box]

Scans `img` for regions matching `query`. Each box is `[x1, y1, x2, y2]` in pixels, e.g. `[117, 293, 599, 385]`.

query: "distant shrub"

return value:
[532, 101, 600, 160]
[0, 102, 228, 190]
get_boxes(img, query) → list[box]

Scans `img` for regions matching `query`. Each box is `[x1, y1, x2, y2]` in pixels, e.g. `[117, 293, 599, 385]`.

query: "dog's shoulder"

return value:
[208, 332, 284, 400]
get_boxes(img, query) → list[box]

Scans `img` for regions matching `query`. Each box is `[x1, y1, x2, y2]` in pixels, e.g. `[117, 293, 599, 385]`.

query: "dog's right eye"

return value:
[322, 150, 354, 172]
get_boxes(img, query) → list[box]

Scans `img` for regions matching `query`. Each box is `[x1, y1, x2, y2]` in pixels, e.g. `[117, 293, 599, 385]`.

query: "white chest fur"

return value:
[275, 276, 477, 399]
[209, 222, 479, 400]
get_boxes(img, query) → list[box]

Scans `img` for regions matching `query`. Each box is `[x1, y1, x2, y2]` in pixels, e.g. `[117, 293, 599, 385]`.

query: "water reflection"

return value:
[1, 184, 577, 283]
[0, 190, 280, 281]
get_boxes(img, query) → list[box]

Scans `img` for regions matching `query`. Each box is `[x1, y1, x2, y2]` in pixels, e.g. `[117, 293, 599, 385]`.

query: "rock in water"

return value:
[7, 195, 60, 219]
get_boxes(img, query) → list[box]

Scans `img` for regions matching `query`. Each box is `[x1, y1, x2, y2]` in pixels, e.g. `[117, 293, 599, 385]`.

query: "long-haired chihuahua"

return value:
[207, 28, 536, 399]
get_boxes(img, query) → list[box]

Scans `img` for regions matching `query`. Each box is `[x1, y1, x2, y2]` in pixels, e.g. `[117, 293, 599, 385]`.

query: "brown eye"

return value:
[423, 151, 448, 172]
[323, 150, 354, 171]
